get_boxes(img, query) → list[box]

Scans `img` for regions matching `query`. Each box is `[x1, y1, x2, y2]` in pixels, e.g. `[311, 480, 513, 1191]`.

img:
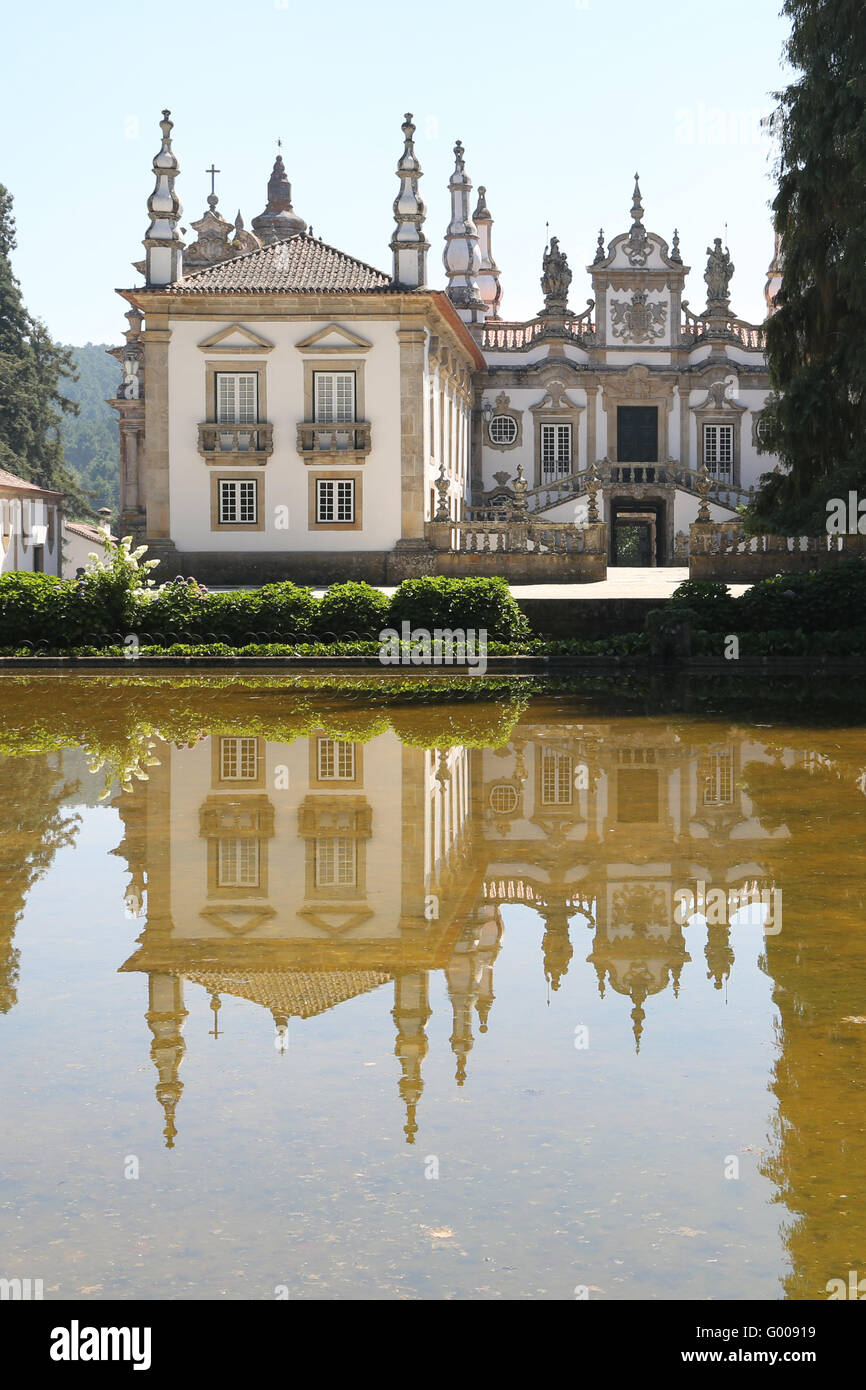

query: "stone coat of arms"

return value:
[610, 290, 668, 343]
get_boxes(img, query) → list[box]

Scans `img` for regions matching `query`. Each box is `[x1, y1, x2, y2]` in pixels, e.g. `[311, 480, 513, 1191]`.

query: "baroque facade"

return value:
[112, 112, 782, 581]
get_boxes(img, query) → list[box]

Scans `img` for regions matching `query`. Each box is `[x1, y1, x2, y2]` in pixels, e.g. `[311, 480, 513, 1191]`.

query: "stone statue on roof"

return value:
[705, 238, 734, 306]
[541, 238, 571, 312]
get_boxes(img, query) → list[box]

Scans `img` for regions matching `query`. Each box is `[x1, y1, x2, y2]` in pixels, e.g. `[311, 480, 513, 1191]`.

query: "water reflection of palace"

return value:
[113, 722, 796, 1148]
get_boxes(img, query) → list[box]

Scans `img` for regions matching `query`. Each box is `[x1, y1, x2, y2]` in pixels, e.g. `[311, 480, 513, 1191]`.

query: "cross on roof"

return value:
[205, 164, 220, 197]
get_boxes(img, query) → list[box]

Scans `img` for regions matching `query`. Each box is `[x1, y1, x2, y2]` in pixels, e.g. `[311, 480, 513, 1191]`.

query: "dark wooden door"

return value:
[617, 406, 658, 462]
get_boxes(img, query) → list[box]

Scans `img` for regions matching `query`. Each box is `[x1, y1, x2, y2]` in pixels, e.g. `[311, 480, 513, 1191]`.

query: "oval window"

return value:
[489, 784, 518, 814]
[489, 415, 518, 445]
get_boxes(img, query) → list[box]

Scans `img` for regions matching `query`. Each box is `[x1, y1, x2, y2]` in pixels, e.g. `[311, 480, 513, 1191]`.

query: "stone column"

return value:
[396, 323, 428, 540]
[142, 318, 172, 539]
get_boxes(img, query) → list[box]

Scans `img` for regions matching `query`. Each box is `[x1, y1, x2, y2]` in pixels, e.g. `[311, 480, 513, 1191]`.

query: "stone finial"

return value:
[434, 462, 451, 521]
[696, 465, 714, 523]
[671, 228, 682, 264]
[229, 211, 263, 258]
[251, 153, 307, 244]
[631, 172, 644, 223]
[586, 462, 601, 523]
[511, 461, 529, 515]
[143, 109, 184, 286]
[593, 227, 606, 264]
[472, 185, 502, 320]
[443, 139, 484, 323]
[765, 230, 783, 315]
[390, 113, 429, 288]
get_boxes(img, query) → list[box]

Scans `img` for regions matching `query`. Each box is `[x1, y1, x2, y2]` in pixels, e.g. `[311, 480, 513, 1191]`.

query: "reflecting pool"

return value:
[1, 675, 865, 1300]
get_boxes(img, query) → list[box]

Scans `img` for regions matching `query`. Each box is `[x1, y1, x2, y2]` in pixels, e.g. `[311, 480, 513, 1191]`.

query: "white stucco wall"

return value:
[0, 496, 62, 576]
[166, 316, 404, 553]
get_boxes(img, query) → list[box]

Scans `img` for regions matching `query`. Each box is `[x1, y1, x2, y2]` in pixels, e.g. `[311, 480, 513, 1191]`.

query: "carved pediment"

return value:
[199, 906, 276, 934]
[690, 380, 748, 415]
[294, 323, 373, 353]
[530, 381, 583, 414]
[197, 324, 275, 353]
[296, 906, 374, 934]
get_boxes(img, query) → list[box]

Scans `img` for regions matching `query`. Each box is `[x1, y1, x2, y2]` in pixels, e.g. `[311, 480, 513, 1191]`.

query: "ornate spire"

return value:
[143, 109, 184, 286]
[671, 227, 682, 264]
[631, 172, 644, 223]
[593, 227, 606, 264]
[251, 153, 307, 244]
[390, 113, 429, 289]
[472, 185, 502, 319]
[765, 229, 783, 315]
[442, 140, 484, 323]
[229, 211, 263, 259]
[183, 166, 234, 273]
[392, 973, 431, 1145]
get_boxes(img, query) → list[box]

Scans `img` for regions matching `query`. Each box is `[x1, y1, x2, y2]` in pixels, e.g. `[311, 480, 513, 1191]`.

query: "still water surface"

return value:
[1, 675, 864, 1300]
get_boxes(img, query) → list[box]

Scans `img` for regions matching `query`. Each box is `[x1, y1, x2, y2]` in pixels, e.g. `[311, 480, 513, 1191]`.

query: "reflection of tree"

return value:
[0, 756, 80, 1014]
[741, 757, 866, 1300]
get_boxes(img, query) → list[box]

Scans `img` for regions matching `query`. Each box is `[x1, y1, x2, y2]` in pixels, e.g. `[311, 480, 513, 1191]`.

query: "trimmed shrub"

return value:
[389, 576, 530, 643]
[315, 582, 391, 639]
[137, 580, 319, 644]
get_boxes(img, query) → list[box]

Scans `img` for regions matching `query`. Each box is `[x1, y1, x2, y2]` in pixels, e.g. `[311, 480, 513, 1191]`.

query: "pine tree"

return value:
[747, 0, 866, 534]
[0, 184, 93, 515]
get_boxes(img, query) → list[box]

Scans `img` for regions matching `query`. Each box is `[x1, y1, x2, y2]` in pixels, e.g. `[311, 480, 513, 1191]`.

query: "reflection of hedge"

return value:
[0, 675, 532, 791]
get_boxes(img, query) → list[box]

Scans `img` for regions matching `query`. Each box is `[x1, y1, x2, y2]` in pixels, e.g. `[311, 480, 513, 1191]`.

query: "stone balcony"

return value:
[296, 421, 372, 463]
[197, 422, 274, 464]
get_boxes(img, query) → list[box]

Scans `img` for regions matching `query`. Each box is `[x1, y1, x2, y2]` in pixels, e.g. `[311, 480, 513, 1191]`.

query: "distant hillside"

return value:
[58, 344, 120, 514]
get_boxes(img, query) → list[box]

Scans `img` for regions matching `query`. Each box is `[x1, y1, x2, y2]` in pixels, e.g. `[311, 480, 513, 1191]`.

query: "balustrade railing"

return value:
[680, 305, 765, 350]
[690, 521, 866, 558]
[296, 421, 372, 458]
[197, 422, 274, 461]
[427, 515, 606, 556]
[479, 305, 596, 352]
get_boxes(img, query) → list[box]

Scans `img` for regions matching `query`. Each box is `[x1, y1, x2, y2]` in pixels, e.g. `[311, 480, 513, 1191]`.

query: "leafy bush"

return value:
[315, 582, 391, 639]
[389, 576, 530, 643]
[0, 572, 72, 647]
[737, 558, 866, 634]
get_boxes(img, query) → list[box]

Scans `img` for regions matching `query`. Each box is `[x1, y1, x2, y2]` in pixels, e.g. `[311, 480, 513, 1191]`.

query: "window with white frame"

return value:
[540, 748, 573, 805]
[703, 423, 734, 479]
[220, 737, 259, 781]
[316, 478, 355, 523]
[216, 372, 257, 423]
[315, 837, 357, 888]
[317, 738, 355, 781]
[217, 837, 260, 888]
[218, 479, 257, 524]
[540, 423, 572, 480]
[314, 371, 356, 423]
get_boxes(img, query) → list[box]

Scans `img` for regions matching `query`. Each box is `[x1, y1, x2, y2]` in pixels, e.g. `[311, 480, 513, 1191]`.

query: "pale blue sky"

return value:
[1, 0, 790, 345]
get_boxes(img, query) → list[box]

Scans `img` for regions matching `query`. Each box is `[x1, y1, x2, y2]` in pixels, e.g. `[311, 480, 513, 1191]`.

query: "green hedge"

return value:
[0, 572, 529, 650]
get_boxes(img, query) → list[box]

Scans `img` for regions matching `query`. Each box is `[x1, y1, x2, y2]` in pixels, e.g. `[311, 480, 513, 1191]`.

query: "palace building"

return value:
[112, 111, 781, 582]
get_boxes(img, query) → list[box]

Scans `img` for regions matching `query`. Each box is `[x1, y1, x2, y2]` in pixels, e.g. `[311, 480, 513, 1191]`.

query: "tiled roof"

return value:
[0, 468, 63, 495]
[168, 233, 393, 295]
[65, 520, 113, 543]
[185, 968, 391, 1019]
